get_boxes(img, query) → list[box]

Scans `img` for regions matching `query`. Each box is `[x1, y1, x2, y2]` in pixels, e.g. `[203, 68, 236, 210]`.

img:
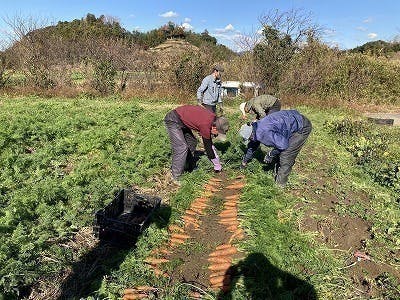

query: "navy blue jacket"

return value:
[243, 110, 304, 163]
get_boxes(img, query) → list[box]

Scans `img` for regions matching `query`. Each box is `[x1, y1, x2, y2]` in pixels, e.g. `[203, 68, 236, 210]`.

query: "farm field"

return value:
[0, 96, 399, 300]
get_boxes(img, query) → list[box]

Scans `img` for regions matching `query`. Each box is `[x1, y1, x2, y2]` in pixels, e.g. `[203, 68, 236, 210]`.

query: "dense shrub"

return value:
[324, 117, 400, 191]
[281, 42, 400, 105]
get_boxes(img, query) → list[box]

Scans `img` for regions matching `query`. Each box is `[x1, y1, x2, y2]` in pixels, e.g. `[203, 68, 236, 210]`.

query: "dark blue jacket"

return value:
[254, 110, 304, 150]
[243, 110, 304, 163]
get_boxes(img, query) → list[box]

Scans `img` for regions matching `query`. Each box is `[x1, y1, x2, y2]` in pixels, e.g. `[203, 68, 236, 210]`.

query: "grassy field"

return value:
[0, 96, 399, 299]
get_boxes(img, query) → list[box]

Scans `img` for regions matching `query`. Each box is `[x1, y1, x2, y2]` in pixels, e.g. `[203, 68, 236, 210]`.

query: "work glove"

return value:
[211, 157, 222, 172]
[263, 153, 274, 164]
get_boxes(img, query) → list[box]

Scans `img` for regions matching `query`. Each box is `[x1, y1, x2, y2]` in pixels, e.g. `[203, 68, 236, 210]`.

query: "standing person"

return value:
[239, 110, 312, 187]
[239, 94, 281, 120]
[197, 65, 224, 113]
[164, 105, 229, 184]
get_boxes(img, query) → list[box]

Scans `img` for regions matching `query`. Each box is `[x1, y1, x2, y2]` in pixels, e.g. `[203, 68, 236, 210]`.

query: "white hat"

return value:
[239, 102, 246, 116]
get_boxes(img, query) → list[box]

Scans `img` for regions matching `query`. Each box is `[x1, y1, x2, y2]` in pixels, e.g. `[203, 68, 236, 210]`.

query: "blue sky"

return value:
[0, 0, 399, 51]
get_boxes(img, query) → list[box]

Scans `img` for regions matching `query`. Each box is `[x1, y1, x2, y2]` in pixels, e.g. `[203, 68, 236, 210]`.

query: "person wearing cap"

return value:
[164, 105, 229, 183]
[239, 94, 281, 120]
[239, 110, 312, 187]
[197, 65, 224, 113]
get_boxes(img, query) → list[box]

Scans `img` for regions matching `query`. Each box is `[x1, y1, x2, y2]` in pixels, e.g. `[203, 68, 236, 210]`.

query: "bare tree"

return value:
[254, 8, 324, 93]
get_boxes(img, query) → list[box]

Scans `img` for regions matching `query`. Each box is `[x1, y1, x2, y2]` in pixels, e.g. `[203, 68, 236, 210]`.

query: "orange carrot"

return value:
[123, 288, 137, 294]
[216, 244, 232, 250]
[168, 225, 184, 233]
[220, 208, 237, 213]
[159, 249, 171, 255]
[170, 238, 186, 245]
[209, 247, 237, 257]
[123, 293, 147, 299]
[144, 258, 169, 264]
[208, 262, 232, 271]
[219, 212, 237, 218]
[225, 195, 240, 200]
[227, 224, 238, 231]
[210, 274, 231, 285]
[171, 233, 190, 239]
[183, 215, 197, 221]
[226, 182, 245, 189]
[185, 209, 197, 216]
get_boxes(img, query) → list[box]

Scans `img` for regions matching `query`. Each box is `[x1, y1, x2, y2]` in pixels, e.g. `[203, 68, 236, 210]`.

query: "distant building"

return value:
[221, 81, 261, 97]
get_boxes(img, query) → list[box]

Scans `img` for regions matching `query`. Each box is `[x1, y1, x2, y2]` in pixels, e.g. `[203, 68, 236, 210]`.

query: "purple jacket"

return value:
[243, 110, 304, 163]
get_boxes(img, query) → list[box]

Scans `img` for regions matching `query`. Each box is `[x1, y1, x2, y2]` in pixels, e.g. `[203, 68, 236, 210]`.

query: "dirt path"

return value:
[123, 174, 246, 299]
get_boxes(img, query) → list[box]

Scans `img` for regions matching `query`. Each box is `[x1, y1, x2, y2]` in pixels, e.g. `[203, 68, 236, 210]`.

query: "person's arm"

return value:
[197, 77, 209, 104]
[242, 139, 261, 165]
[202, 137, 215, 160]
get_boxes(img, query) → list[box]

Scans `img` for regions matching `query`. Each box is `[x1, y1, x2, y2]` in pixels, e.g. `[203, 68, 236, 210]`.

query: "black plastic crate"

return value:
[94, 189, 161, 246]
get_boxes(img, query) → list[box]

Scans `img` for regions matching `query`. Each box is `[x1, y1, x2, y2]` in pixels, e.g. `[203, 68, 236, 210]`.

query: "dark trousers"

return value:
[275, 116, 312, 186]
[268, 99, 281, 114]
[164, 110, 198, 179]
[202, 103, 216, 113]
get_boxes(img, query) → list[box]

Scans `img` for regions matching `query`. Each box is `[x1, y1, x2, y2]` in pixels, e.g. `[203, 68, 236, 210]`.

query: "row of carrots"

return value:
[123, 176, 245, 299]
[207, 176, 246, 293]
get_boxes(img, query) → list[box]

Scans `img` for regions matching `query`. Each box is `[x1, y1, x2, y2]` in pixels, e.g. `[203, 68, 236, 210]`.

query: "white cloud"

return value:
[367, 32, 378, 39]
[129, 14, 135, 18]
[215, 24, 235, 33]
[356, 26, 367, 31]
[363, 17, 373, 23]
[132, 26, 142, 32]
[184, 17, 191, 23]
[159, 11, 178, 18]
[225, 24, 234, 31]
[181, 23, 193, 31]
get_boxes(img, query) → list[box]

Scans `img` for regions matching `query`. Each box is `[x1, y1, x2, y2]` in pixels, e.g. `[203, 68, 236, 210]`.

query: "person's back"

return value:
[242, 94, 281, 119]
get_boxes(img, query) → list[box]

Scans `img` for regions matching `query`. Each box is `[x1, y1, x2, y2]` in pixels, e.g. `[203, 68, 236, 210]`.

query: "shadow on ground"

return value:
[218, 252, 317, 300]
[57, 203, 171, 299]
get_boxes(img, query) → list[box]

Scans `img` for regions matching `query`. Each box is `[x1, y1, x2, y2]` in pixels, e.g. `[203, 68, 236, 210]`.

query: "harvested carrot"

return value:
[216, 244, 232, 250]
[144, 258, 169, 264]
[170, 238, 186, 245]
[227, 224, 238, 231]
[220, 208, 237, 213]
[159, 249, 171, 255]
[189, 207, 204, 215]
[209, 247, 237, 257]
[208, 262, 232, 271]
[210, 274, 231, 285]
[219, 218, 237, 224]
[171, 233, 190, 239]
[183, 215, 197, 222]
[185, 209, 197, 216]
[225, 194, 239, 200]
[209, 177, 222, 182]
[219, 212, 237, 218]
[168, 224, 184, 233]
[123, 288, 137, 294]
[123, 293, 147, 299]
[224, 203, 238, 208]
